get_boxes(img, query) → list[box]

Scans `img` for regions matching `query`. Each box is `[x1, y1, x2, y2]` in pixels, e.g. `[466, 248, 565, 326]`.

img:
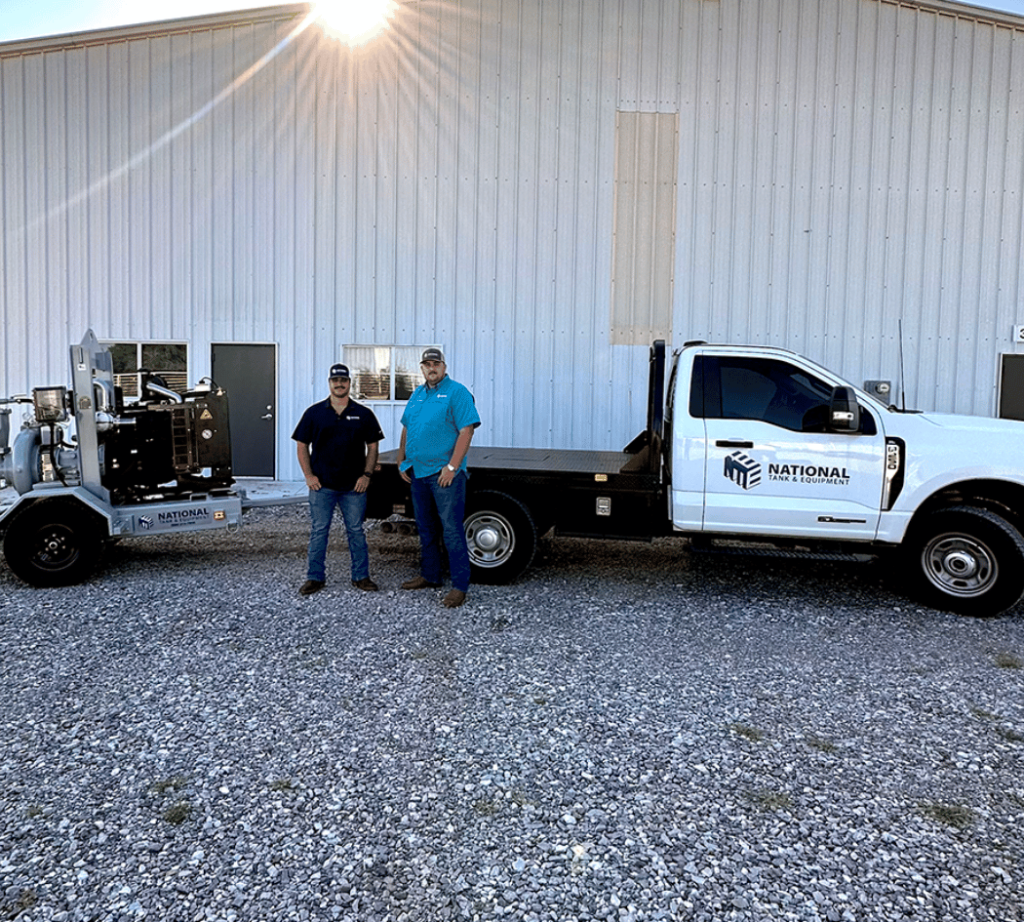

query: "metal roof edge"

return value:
[878, 0, 1024, 29]
[2, 0, 1020, 55]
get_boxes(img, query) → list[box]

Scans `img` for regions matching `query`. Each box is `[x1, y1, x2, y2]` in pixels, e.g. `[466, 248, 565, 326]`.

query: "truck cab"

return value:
[667, 344, 891, 542]
[665, 341, 1024, 616]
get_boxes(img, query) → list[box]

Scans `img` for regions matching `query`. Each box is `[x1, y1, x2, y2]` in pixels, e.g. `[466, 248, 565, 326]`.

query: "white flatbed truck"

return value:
[367, 340, 1024, 617]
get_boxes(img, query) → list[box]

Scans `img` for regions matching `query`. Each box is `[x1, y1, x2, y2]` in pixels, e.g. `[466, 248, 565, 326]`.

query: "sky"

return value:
[0, 0, 1023, 44]
[0, 1, 283, 43]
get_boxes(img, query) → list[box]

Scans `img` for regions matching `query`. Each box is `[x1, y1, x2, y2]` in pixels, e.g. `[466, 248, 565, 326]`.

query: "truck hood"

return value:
[907, 410, 1024, 438]
[885, 409, 1024, 511]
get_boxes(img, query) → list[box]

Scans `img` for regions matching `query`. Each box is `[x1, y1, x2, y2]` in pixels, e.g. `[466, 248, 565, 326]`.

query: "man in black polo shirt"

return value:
[292, 363, 385, 596]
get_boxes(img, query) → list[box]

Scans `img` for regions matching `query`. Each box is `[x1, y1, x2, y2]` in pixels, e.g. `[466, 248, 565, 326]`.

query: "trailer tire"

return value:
[905, 505, 1024, 617]
[464, 491, 537, 585]
[3, 499, 106, 587]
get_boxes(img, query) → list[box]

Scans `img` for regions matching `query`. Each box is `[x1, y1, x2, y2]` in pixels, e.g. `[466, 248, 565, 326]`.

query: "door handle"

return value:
[716, 440, 753, 448]
[260, 413, 273, 420]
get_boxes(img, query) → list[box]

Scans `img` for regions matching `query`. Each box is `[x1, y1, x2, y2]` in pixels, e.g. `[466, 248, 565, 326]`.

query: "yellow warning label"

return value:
[200, 409, 213, 420]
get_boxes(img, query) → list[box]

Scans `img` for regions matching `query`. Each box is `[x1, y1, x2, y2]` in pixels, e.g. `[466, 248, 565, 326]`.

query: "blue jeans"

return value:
[410, 470, 470, 592]
[306, 487, 369, 582]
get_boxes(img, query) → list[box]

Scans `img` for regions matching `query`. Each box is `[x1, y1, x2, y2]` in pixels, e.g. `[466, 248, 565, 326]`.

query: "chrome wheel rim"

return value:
[465, 512, 515, 569]
[922, 533, 997, 598]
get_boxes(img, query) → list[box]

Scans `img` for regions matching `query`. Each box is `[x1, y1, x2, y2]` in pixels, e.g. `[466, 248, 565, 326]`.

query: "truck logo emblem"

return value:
[138, 515, 154, 530]
[724, 451, 762, 490]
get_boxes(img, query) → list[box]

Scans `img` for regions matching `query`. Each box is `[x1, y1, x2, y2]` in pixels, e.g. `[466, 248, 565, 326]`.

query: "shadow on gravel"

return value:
[529, 533, 909, 609]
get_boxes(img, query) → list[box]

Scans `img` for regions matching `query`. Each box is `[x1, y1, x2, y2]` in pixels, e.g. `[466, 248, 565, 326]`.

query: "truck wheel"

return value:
[3, 500, 105, 587]
[907, 506, 1024, 616]
[464, 491, 537, 585]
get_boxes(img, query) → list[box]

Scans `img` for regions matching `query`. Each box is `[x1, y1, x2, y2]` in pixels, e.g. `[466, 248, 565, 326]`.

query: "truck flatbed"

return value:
[379, 446, 640, 476]
[466, 447, 638, 475]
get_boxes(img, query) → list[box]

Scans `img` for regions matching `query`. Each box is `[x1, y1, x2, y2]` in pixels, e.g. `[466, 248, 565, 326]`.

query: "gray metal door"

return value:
[211, 343, 276, 477]
[999, 355, 1024, 421]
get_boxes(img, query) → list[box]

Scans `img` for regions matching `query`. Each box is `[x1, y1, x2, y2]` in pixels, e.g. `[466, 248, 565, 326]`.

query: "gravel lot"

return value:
[2, 503, 1023, 922]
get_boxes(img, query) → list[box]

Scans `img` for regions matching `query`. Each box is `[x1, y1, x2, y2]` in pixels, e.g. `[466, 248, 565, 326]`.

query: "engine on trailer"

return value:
[0, 331, 233, 504]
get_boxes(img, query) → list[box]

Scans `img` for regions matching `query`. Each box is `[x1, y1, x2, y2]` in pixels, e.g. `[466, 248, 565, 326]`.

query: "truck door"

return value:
[695, 355, 885, 540]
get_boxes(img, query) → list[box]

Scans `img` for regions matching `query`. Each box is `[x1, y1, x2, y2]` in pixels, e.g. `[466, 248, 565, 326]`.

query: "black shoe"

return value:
[299, 580, 325, 596]
[352, 577, 379, 592]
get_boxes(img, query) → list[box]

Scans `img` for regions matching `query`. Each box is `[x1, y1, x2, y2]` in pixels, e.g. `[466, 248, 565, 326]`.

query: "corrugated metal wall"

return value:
[673, 0, 1024, 417]
[2, 0, 1023, 479]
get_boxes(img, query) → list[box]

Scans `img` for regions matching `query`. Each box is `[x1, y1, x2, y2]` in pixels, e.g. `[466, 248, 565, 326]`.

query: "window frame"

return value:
[102, 339, 190, 401]
[691, 354, 876, 435]
[343, 343, 442, 403]
[692, 355, 832, 430]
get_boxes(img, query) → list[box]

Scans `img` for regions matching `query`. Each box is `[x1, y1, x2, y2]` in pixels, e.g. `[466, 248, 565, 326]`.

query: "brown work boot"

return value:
[402, 576, 442, 590]
[299, 580, 325, 596]
[351, 577, 379, 592]
[442, 589, 466, 608]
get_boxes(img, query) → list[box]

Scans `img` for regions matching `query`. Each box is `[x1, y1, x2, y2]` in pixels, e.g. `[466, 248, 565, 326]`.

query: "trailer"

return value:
[0, 331, 305, 587]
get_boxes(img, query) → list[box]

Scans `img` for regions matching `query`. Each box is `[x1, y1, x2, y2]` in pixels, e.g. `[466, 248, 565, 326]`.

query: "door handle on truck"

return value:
[716, 440, 753, 449]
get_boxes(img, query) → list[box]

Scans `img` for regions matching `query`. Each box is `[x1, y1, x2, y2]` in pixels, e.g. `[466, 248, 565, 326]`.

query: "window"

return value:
[693, 356, 832, 431]
[344, 345, 439, 401]
[106, 342, 188, 399]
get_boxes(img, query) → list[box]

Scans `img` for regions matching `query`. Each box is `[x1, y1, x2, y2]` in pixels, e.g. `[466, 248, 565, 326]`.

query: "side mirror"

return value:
[829, 386, 861, 432]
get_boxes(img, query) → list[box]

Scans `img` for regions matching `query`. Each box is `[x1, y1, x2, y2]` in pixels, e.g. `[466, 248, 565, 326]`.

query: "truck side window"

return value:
[703, 357, 834, 431]
[689, 355, 724, 418]
[688, 357, 705, 418]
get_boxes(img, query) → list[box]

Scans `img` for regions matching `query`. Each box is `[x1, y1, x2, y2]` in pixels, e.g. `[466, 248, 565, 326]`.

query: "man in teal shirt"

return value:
[397, 348, 481, 607]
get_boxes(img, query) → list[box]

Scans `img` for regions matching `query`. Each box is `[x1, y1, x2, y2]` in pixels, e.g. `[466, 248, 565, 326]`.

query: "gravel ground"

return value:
[1, 503, 1023, 922]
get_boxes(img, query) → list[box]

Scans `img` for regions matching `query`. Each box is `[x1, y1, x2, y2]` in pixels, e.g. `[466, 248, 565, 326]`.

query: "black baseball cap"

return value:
[420, 348, 445, 364]
[328, 364, 350, 379]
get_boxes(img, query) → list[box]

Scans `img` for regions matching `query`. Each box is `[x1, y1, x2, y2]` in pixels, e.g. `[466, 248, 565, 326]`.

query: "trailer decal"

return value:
[158, 508, 211, 525]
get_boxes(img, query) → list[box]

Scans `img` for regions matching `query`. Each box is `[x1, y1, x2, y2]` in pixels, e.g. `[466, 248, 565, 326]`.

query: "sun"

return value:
[313, 0, 398, 46]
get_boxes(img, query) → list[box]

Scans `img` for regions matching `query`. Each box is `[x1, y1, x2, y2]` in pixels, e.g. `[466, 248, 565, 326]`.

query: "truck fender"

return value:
[898, 481, 1024, 540]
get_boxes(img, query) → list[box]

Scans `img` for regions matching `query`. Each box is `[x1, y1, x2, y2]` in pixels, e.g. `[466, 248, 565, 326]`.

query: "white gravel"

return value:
[1, 504, 1023, 922]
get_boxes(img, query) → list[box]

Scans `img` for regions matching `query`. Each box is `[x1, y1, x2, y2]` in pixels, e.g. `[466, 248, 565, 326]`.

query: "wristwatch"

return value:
[363, 471, 373, 478]
[446, 464, 456, 473]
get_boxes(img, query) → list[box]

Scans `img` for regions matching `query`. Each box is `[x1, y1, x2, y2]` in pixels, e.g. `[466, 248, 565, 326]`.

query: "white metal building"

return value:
[2, 0, 1024, 478]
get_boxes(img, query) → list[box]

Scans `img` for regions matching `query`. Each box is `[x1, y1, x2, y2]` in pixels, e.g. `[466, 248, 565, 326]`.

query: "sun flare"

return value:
[314, 0, 398, 46]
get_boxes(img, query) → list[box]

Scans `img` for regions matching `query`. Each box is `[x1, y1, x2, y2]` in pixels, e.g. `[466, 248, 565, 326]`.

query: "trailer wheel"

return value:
[3, 500, 106, 587]
[905, 506, 1024, 617]
[464, 491, 537, 585]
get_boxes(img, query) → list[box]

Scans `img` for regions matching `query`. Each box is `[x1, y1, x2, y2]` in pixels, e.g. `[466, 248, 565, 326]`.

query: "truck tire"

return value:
[3, 499, 106, 587]
[464, 491, 537, 585]
[906, 506, 1024, 617]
